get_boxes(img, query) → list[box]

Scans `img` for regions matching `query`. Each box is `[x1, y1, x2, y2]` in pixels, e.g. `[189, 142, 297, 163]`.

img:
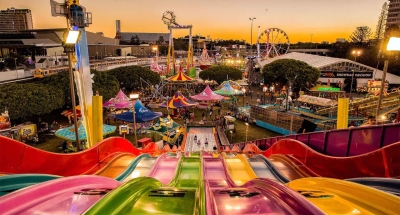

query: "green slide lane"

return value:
[84, 156, 205, 215]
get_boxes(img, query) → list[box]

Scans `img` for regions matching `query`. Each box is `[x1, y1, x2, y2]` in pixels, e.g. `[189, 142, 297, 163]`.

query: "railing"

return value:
[216, 128, 230, 146]
[230, 123, 400, 157]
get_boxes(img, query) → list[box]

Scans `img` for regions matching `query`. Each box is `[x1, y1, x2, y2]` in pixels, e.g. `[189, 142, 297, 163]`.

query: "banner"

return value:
[320, 71, 373, 79]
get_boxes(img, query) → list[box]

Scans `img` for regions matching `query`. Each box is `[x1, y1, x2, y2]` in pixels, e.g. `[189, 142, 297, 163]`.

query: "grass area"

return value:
[28, 90, 280, 153]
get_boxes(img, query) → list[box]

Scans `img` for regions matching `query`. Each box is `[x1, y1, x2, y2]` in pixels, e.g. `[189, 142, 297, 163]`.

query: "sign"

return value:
[320, 71, 373, 79]
[119, 125, 129, 135]
[19, 124, 37, 137]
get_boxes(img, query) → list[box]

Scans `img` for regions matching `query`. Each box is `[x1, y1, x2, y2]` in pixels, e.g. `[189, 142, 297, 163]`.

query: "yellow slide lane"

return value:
[287, 178, 400, 215]
[223, 153, 258, 186]
[94, 153, 137, 178]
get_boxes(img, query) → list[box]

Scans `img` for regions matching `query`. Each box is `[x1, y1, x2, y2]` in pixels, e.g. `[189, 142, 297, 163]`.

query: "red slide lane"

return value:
[0, 136, 142, 176]
[243, 139, 400, 179]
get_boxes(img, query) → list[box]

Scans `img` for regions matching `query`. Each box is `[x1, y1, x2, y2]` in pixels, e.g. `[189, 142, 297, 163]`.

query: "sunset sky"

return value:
[1, 0, 387, 43]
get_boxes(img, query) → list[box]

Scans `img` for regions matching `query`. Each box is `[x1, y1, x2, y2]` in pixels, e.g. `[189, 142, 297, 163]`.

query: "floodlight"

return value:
[129, 93, 139, 99]
[65, 30, 80, 44]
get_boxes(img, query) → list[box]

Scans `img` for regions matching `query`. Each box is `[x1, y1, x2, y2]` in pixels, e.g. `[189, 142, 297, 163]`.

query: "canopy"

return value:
[167, 70, 194, 82]
[114, 100, 162, 123]
[103, 89, 131, 108]
[310, 84, 341, 92]
[217, 80, 242, 90]
[190, 85, 225, 101]
[159, 91, 198, 109]
[147, 116, 181, 134]
[297, 95, 338, 107]
[61, 106, 82, 118]
[214, 82, 243, 96]
[55, 121, 116, 141]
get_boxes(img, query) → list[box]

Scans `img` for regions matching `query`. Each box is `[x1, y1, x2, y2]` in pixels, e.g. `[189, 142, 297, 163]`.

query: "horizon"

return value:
[0, 0, 387, 43]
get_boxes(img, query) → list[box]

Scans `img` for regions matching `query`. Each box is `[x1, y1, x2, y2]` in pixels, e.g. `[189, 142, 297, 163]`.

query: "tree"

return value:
[44, 70, 120, 107]
[261, 59, 320, 91]
[0, 83, 64, 120]
[107, 66, 161, 93]
[349, 26, 372, 45]
[199, 65, 242, 84]
[91, 70, 120, 101]
[374, 2, 388, 40]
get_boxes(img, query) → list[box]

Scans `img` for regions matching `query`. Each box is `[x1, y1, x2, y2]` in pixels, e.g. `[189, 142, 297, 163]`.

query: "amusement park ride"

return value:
[257, 27, 290, 59]
[162, 11, 194, 74]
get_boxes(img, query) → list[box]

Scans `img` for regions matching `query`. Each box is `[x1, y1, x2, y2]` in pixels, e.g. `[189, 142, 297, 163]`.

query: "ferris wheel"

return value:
[257, 28, 290, 59]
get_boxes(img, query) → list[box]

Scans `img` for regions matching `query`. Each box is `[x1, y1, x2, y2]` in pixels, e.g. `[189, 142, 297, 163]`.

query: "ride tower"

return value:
[162, 11, 194, 75]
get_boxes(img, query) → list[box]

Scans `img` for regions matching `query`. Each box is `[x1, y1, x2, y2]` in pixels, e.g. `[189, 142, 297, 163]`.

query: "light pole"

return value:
[166, 121, 171, 144]
[63, 29, 81, 150]
[263, 86, 267, 105]
[14, 58, 17, 72]
[352, 50, 361, 62]
[242, 88, 246, 107]
[310, 34, 313, 50]
[230, 130, 233, 143]
[130, 93, 139, 147]
[245, 122, 249, 142]
[270, 86, 274, 103]
[249, 17, 256, 56]
[376, 37, 400, 121]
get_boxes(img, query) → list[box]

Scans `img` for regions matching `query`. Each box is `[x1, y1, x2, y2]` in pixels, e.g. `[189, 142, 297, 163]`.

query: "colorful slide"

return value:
[0, 175, 120, 215]
[147, 152, 181, 185]
[246, 154, 290, 183]
[222, 153, 258, 186]
[287, 178, 400, 214]
[203, 155, 325, 215]
[243, 139, 400, 178]
[84, 155, 206, 215]
[0, 136, 142, 176]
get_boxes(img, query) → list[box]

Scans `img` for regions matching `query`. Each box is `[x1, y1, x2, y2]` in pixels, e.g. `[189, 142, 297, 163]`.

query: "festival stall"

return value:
[103, 89, 131, 109]
[114, 100, 162, 123]
[214, 81, 243, 96]
[61, 106, 82, 119]
[216, 80, 242, 90]
[297, 95, 338, 107]
[191, 85, 225, 109]
[159, 91, 198, 117]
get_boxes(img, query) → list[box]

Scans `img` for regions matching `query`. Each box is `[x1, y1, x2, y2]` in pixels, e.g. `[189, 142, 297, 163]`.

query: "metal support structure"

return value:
[249, 18, 256, 56]
[131, 99, 138, 147]
[376, 60, 388, 121]
[67, 52, 80, 150]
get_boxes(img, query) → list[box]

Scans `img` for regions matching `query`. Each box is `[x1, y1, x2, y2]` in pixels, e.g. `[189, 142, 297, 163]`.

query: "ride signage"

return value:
[320, 72, 373, 79]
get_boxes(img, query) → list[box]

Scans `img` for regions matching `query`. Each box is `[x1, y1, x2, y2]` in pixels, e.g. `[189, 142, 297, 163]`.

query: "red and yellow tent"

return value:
[167, 70, 194, 82]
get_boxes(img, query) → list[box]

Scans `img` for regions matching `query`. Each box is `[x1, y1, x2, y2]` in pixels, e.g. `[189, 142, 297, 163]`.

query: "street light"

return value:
[229, 130, 233, 143]
[63, 29, 81, 151]
[249, 17, 256, 56]
[242, 88, 246, 107]
[376, 37, 400, 121]
[352, 50, 361, 62]
[270, 86, 274, 103]
[245, 122, 249, 142]
[263, 86, 267, 105]
[129, 93, 139, 147]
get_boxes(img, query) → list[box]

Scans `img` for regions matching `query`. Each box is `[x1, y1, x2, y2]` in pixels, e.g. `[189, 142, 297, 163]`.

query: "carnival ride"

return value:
[257, 28, 290, 59]
[162, 10, 195, 74]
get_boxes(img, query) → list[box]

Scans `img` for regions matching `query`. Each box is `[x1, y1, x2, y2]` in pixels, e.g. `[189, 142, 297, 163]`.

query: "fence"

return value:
[228, 123, 400, 157]
[250, 106, 304, 133]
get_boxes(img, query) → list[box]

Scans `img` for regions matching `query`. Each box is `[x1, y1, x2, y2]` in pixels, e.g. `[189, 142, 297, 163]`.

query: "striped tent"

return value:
[61, 106, 82, 118]
[167, 70, 194, 82]
[159, 91, 198, 109]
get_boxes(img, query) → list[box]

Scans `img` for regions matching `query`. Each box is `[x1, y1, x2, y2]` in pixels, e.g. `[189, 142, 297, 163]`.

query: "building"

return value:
[336, 38, 347, 43]
[0, 8, 33, 33]
[118, 32, 169, 45]
[387, 0, 400, 27]
[0, 28, 154, 64]
[259, 52, 400, 86]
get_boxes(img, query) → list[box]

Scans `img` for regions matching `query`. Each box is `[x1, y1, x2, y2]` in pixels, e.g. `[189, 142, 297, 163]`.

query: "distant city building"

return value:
[321, 41, 329, 44]
[336, 38, 347, 43]
[0, 8, 33, 33]
[387, 0, 400, 27]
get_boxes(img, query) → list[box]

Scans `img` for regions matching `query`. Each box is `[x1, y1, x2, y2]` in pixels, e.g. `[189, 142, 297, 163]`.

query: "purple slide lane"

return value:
[203, 156, 325, 215]
[0, 175, 120, 215]
[147, 152, 181, 185]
